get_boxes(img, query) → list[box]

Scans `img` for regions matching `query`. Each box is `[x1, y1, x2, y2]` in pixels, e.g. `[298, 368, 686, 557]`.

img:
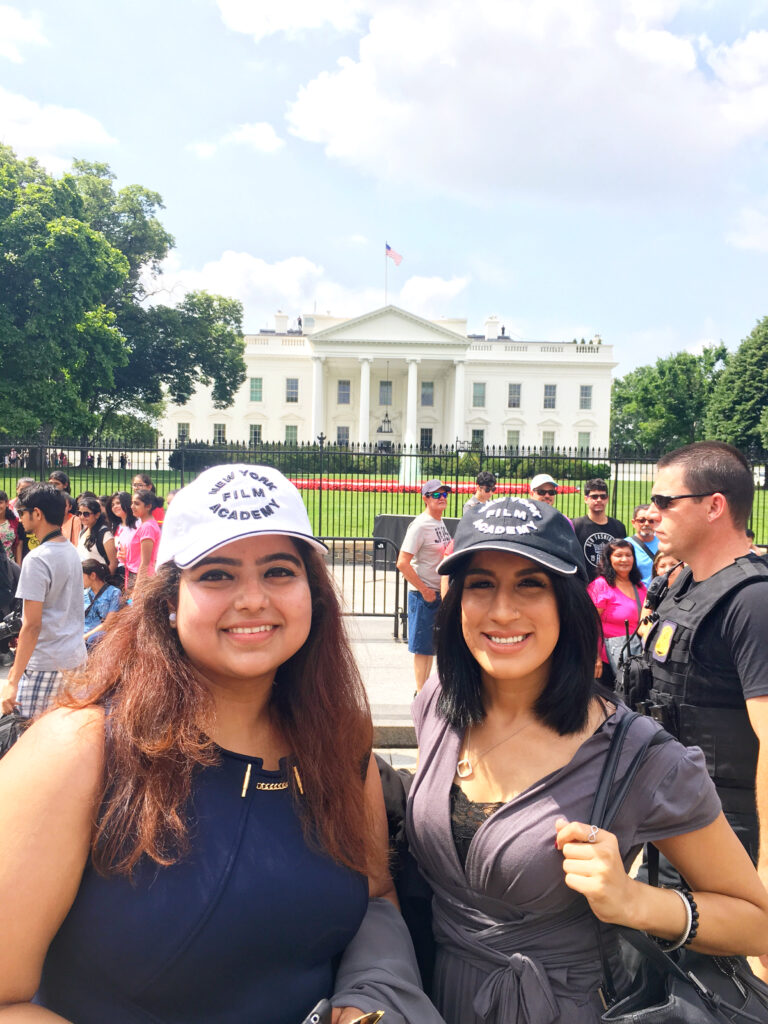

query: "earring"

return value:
[169, 611, 177, 626]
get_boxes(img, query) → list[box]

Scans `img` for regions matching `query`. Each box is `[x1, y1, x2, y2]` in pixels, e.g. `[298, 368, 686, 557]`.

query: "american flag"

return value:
[385, 243, 403, 266]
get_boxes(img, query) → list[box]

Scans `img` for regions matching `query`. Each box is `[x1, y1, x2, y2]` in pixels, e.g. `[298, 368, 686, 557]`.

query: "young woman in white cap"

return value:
[406, 496, 768, 1024]
[0, 465, 442, 1024]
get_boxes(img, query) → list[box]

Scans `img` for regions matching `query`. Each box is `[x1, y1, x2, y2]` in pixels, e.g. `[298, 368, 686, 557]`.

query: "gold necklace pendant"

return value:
[456, 757, 473, 778]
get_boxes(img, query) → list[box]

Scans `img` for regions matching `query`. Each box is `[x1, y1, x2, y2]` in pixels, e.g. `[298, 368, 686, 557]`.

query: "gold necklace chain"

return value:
[456, 720, 534, 779]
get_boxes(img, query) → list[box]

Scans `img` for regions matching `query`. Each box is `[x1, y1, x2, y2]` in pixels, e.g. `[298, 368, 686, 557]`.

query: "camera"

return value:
[0, 610, 22, 642]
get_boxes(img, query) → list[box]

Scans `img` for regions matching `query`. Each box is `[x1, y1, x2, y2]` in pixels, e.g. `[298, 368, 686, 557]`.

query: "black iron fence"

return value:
[2, 438, 767, 541]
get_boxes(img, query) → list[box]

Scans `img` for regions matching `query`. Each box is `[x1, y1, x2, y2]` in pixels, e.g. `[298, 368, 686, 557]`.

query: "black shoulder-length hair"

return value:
[599, 539, 643, 588]
[434, 559, 601, 735]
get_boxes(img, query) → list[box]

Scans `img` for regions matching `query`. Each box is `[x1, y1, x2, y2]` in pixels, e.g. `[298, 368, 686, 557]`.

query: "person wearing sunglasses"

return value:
[572, 478, 627, 582]
[625, 503, 659, 587]
[397, 479, 452, 692]
[637, 443, 768, 961]
[529, 472, 559, 506]
[462, 471, 497, 514]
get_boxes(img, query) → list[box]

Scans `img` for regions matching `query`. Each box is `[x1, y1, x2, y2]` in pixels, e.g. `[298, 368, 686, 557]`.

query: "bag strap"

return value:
[589, 711, 673, 1006]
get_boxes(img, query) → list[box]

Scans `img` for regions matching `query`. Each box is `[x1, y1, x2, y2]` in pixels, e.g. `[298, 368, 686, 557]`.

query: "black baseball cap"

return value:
[439, 496, 588, 581]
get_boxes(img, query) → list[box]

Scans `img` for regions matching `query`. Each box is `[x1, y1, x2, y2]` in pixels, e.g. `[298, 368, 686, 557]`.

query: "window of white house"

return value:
[471, 428, 485, 448]
[420, 428, 433, 449]
[578, 431, 591, 451]
[336, 425, 350, 444]
[213, 424, 226, 444]
[177, 422, 190, 442]
[249, 424, 262, 445]
[542, 430, 555, 448]
[508, 383, 521, 408]
[543, 384, 557, 409]
[286, 378, 299, 403]
[421, 381, 434, 406]
[579, 385, 593, 410]
[506, 429, 520, 449]
[379, 380, 392, 405]
[472, 382, 486, 408]
[285, 424, 298, 443]
[250, 377, 263, 402]
[337, 380, 351, 404]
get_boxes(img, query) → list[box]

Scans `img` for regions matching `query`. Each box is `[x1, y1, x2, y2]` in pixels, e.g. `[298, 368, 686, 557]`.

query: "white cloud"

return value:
[0, 87, 115, 173]
[216, 0, 370, 42]
[187, 121, 284, 159]
[399, 275, 469, 315]
[145, 250, 467, 327]
[283, 0, 767, 202]
[187, 141, 218, 159]
[0, 5, 47, 63]
[223, 122, 284, 152]
[726, 205, 768, 252]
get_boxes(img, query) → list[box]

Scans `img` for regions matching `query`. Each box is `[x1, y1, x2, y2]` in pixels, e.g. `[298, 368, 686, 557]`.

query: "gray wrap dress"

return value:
[406, 676, 721, 1024]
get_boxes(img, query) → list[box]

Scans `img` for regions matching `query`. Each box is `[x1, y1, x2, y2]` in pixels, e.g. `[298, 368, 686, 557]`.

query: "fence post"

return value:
[317, 433, 325, 536]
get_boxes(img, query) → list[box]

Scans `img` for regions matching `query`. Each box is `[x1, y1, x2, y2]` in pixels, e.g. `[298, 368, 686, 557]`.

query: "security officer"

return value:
[638, 442, 768, 890]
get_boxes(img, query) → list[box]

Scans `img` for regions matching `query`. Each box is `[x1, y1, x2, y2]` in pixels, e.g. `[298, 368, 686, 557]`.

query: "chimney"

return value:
[274, 310, 289, 334]
[484, 315, 500, 339]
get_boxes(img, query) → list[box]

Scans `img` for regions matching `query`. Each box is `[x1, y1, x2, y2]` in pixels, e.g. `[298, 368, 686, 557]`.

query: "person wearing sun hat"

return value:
[0, 463, 444, 1024]
[403, 491, 768, 1024]
[397, 479, 453, 692]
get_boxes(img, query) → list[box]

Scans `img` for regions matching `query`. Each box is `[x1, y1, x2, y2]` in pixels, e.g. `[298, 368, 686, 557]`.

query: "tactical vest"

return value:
[641, 555, 768, 823]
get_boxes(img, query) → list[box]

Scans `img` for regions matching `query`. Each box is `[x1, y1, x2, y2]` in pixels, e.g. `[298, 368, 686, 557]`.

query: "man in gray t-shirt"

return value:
[396, 479, 452, 691]
[0, 484, 85, 718]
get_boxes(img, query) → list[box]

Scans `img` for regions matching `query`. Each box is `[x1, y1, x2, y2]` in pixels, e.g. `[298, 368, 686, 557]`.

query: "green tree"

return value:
[705, 317, 768, 451]
[0, 146, 130, 439]
[0, 149, 246, 440]
[610, 346, 728, 453]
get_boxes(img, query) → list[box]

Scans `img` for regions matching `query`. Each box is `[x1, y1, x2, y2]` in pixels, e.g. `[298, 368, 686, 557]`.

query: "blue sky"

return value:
[2, 0, 768, 375]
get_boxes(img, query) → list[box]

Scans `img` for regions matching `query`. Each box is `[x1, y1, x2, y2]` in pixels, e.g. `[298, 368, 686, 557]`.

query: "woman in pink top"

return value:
[587, 538, 647, 685]
[125, 490, 161, 590]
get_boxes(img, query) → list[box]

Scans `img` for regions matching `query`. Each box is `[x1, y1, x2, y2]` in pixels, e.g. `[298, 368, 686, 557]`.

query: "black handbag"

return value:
[592, 711, 768, 1023]
[0, 708, 27, 758]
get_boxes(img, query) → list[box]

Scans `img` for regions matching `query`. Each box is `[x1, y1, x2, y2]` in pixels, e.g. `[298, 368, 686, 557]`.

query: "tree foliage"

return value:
[610, 346, 729, 453]
[0, 148, 246, 440]
[704, 317, 768, 451]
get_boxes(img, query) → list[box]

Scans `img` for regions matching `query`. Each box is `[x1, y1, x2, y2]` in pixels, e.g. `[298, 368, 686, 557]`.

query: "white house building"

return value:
[159, 305, 616, 450]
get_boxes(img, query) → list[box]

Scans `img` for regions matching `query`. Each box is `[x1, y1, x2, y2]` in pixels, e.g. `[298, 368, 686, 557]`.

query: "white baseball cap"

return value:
[156, 464, 327, 569]
[530, 472, 558, 491]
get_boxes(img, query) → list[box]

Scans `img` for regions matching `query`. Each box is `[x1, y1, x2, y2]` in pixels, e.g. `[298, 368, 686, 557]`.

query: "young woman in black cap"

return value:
[406, 496, 768, 1024]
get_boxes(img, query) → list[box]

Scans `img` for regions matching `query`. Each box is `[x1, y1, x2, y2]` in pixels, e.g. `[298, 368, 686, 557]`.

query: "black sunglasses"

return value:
[15, 506, 28, 515]
[586, 492, 608, 500]
[426, 491, 448, 499]
[535, 489, 557, 497]
[651, 491, 726, 511]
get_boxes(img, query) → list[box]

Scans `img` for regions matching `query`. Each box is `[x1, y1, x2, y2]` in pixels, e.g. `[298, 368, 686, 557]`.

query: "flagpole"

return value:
[384, 245, 388, 305]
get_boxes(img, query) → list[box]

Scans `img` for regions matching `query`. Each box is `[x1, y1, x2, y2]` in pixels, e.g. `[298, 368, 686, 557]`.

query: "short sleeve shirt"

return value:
[572, 515, 627, 581]
[16, 540, 86, 671]
[685, 565, 768, 702]
[400, 511, 451, 589]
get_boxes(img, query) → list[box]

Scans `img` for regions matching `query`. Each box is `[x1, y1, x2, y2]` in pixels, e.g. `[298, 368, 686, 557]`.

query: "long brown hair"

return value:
[63, 542, 375, 878]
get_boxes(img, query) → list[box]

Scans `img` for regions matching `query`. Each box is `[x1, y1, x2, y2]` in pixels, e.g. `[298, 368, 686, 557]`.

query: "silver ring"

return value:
[587, 825, 599, 844]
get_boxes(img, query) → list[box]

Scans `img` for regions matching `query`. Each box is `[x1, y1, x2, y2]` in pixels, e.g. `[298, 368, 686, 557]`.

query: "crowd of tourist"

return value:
[0, 446, 767, 1023]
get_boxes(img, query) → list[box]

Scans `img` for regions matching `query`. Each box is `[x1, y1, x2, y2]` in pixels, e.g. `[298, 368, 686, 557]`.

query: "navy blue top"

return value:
[37, 748, 368, 1023]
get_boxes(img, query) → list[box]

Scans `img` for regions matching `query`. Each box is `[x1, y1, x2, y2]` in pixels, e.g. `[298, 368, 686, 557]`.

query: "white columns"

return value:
[358, 357, 371, 445]
[311, 356, 325, 439]
[404, 358, 419, 448]
[452, 359, 465, 445]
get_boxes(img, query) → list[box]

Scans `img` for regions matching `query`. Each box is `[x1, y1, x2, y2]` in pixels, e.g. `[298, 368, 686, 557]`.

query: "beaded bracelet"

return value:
[680, 885, 699, 946]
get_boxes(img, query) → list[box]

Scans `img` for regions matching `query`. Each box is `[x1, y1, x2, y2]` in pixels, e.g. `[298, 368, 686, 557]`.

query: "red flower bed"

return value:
[291, 479, 580, 494]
